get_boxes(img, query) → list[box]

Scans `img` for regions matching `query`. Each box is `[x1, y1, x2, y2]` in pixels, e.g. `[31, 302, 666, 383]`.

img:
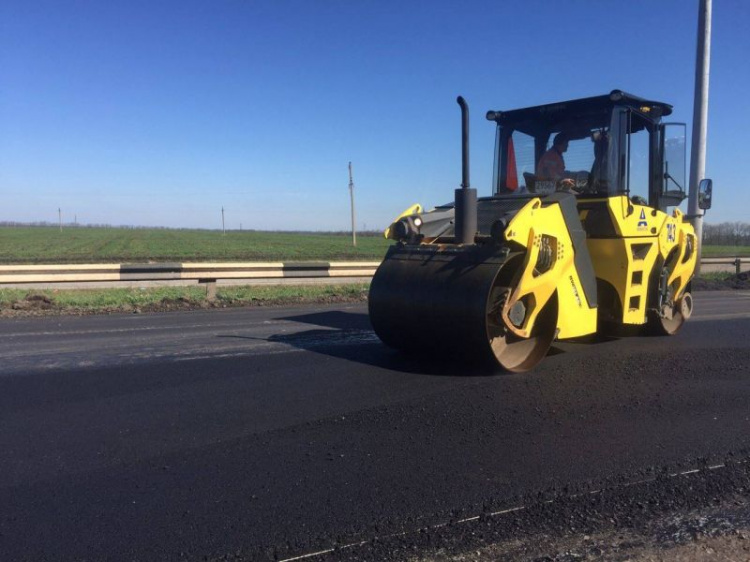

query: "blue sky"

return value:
[1, 0, 748, 230]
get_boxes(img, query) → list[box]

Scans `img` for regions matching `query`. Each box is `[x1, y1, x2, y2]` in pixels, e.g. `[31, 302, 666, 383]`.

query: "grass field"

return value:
[701, 246, 750, 257]
[0, 227, 391, 263]
[0, 226, 747, 264]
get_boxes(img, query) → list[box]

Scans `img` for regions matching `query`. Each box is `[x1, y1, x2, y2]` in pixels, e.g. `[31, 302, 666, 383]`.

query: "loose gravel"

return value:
[312, 458, 750, 561]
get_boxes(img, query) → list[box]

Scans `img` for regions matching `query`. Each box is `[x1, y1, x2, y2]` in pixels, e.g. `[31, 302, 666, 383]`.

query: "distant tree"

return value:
[703, 222, 750, 246]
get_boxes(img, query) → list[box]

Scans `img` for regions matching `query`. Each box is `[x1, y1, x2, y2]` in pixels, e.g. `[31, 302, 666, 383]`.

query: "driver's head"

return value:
[553, 132, 569, 152]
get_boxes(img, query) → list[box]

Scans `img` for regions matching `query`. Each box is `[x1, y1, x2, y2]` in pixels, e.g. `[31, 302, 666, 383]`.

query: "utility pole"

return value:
[58, 208, 62, 232]
[348, 162, 357, 247]
[687, 0, 712, 272]
[221, 206, 225, 235]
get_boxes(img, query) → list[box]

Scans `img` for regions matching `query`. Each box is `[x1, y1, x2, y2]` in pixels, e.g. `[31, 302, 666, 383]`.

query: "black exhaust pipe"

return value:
[454, 96, 477, 245]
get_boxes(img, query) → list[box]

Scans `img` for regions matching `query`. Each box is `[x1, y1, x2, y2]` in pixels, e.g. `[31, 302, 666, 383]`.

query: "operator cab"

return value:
[486, 90, 687, 212]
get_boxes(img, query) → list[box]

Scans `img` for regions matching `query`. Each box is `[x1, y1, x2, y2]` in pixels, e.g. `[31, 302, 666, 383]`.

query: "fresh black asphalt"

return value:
[0, 291, 749, 560]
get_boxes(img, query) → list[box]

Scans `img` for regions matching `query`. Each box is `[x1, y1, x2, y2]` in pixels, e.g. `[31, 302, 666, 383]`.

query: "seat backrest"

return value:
[588, 132, 610, 195]
[522, 172, 536, 193]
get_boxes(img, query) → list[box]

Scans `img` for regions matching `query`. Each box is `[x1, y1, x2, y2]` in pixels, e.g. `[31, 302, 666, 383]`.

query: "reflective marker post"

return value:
[349, 162, 357, 247]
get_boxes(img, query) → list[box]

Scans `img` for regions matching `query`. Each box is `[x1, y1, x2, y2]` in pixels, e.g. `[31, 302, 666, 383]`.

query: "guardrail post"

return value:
[199, 279, 217, 300]
[735, 258, 742, 275]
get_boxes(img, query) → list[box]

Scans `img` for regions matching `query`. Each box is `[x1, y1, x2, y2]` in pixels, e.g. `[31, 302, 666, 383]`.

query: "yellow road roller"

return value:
[369, 91, 714, 372]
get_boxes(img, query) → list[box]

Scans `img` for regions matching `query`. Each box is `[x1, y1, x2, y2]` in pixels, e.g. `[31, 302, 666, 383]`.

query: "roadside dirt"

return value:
[0, 293, 368, 318]
[432, 504, 750, 561]
[692, 272, 750, 291]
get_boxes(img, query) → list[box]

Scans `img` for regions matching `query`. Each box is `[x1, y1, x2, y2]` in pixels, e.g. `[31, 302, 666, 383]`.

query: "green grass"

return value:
[1, 226, 747, 265]
[0, 283, 370, 314]
[701, 245, 750, 257]
[0, 227, 391, 264]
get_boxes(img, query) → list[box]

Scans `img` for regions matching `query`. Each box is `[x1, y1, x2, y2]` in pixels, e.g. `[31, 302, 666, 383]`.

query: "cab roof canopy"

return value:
[485, 90, 673, 139]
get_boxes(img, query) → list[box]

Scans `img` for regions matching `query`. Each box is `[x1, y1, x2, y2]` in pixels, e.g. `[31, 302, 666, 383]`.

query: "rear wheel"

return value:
[648, 262, 691, 336]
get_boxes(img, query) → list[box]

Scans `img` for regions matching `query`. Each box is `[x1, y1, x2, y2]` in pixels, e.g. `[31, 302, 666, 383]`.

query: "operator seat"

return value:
[588, 131, 609, 196]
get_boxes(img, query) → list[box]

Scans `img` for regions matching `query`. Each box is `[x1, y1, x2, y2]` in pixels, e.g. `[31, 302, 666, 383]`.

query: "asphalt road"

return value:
[1, 291, 750, 560]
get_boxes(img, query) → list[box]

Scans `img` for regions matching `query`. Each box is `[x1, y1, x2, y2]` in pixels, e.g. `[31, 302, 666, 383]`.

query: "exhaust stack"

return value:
[454, 96, 477, 245]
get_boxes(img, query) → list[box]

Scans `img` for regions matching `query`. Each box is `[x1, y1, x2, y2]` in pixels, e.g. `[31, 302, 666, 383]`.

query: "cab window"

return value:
[494, 129, 535, 194]
[628, 114, 651, 203]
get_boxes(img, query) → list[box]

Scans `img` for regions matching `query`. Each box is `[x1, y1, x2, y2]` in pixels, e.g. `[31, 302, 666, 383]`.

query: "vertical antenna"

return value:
[348, 162, 357, 247]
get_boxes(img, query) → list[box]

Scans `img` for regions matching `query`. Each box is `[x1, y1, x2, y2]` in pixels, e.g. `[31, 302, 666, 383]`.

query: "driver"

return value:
[537, 133, 577, 192]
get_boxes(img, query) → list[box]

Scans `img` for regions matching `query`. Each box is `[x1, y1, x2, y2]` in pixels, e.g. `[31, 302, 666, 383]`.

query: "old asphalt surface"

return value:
[1, 291, 750, 561]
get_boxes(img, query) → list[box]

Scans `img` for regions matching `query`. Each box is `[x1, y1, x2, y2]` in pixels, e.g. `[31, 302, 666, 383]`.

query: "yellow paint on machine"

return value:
[503, 198, 597, 340]
[585, 196, 696, 325]
[383, 204, 422, 239]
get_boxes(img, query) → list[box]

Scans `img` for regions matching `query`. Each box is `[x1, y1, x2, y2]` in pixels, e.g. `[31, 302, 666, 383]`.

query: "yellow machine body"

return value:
[502, 198, 597, 339]
[582, 196, 696, 325]
[369, 91, 703, 372]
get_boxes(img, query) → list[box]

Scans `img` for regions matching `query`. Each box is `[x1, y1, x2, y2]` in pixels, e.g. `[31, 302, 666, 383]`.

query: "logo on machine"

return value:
[569, 275, 582, 307]
[666, 223, 676, 243]
[637, 209, 648, 231]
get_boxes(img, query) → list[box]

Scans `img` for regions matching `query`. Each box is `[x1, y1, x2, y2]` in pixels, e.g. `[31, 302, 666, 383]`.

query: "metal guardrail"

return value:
[0, 258, 744, 293]
[0, 262, 381, 297]
[700, 257, 748, 274]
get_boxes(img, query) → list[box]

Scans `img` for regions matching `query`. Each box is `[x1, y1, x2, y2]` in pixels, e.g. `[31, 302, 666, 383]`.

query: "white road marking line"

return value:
[0, 319, 296, 339]
[0, 324, 240, 338]
[278, 548, 337, 561]
[691, 313, 750, 321]
[172, 348, 306, 362]
[278, 461, 735, 561]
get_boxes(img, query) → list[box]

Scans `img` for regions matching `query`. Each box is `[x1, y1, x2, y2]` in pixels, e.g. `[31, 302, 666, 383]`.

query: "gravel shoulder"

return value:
[319, 459, 750, 562]
[0, 284, 369, 317]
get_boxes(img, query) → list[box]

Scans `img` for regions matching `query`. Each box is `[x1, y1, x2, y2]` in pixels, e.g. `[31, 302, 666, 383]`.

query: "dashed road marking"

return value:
[278, 462, 731, 561]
